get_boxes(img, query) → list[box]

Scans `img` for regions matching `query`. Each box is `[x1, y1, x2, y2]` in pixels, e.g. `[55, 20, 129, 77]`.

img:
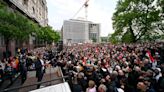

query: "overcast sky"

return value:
[47, 0, 117, 37]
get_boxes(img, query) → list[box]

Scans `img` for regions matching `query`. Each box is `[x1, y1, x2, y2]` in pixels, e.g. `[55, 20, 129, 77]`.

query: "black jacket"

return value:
[35, 59, 44, 78]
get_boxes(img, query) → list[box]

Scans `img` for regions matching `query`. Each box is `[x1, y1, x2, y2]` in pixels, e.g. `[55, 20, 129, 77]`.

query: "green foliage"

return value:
[160, 34, 164, 39]
[109, 34, 121, 44]
[101, 37, 108, 42]
[0, 8, 36, 41]
[0, 0, 7, 8]
[122, 31, 135, 43]
[111, 0, 164, 43]
[37, 26, 60, 44]
[92, 37, 97, 42]
[0, 4, 60, 50]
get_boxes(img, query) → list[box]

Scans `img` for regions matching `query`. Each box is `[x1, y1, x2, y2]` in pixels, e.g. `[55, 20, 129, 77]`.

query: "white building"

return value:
[62, 19, 100, 45]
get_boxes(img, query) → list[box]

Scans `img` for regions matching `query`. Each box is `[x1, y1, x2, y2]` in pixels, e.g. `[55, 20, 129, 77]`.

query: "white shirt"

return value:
[40, 59, 45, 71]
[0, 61, 5, 70]
[87, 87, 96, 92]
[155, 73, 162, 82]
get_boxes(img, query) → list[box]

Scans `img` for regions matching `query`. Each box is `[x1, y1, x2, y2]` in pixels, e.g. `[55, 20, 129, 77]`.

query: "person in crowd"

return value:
[98, 84, 107, 92]
[1, 42, 164, 92]
[4, 63, 13, 84]
[76, 72, 87, 91]
[54, 42, 164, 92]
[20, 57, 27, 84]
[157, 69, 164, 92]
[72, 76, 84, 92]
[0, 65, 4, 85]
[154, 68, 162, 82]
[35, 53, 46, 88]
[86, 80, 97, 92]
[26, 53, 33, 71]
[137, 79, 156, 92]
[10, 57, 17, 76]
[0, 59, 5, 71]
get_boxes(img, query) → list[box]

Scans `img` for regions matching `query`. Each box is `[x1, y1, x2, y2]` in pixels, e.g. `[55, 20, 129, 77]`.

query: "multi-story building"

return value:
[8, 0, 48, 26]
[62, 19, 100, 45]
[89, 23, 100, 43]
[0, 0, 48, 58]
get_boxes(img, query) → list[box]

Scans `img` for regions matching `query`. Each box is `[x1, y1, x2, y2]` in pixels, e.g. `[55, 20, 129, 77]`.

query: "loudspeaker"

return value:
[58, 40, 63, 52]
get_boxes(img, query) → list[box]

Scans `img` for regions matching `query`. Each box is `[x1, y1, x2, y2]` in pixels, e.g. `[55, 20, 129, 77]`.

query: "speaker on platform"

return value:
[58, 40, 63, 52]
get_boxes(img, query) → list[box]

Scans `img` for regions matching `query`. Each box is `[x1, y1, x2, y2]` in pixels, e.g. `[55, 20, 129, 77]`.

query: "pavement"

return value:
[0, 73, 20, 91]
[0, 66, 63, 92]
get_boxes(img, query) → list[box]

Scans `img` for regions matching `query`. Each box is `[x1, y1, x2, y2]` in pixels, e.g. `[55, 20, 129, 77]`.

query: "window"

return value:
[39, 8, 42, 16]
[32, 7, 35, 14]
[42, 0, 45, 6]
[23, 0, 28, 5]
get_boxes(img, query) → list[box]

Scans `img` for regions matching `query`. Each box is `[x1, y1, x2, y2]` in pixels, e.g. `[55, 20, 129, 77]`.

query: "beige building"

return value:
[8, 0, 48, 26]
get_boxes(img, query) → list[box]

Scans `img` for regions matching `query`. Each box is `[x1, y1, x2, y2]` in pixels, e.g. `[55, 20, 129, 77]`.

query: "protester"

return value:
[157, 69, 164, 92]
[20, 57, 27, 84]
[98, 84, 107, 92]
[0, 42, 164, 92]
[72, 76, 84, 92]
[4, 63, 13, 84]
[10, 57, 19, 76]
[0, 65, 4, 85]
[54, 42, 164, 92]
[86, 80, 96, 92]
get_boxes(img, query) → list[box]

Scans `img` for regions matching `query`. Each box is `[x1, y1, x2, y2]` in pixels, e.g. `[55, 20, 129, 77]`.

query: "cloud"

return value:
[88, 0, 115, 36]
[47, 0, 117, 36]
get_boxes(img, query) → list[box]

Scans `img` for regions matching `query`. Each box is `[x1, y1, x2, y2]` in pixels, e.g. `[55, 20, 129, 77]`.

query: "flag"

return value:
[146, 50, 155, 63]
[95, 48, 98, 53]
[82, 57, 87, 65]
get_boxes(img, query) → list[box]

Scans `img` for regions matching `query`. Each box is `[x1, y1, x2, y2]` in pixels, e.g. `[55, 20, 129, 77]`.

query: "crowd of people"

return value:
[0, 42, 164, 92]
[54, 43, 164, 92]
[0, 47, 55, 88]
[0, 53, 22, 85]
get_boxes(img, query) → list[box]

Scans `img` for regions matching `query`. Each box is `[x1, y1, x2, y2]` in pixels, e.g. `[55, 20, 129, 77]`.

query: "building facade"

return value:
[0, 0, 48, 58]
[89, 23, 100, 43]
[63, 19, 100, 45]
[8, 0, 48, 26]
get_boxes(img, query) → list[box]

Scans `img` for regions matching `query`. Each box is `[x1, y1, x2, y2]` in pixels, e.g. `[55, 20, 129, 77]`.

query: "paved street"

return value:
[0, 74, 20, 91]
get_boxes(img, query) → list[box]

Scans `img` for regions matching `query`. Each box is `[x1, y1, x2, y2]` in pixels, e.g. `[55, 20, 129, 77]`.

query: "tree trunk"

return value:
[4, 38, 11, 59]
[129, 23, 137, 43]
[5, 38, 9, 52]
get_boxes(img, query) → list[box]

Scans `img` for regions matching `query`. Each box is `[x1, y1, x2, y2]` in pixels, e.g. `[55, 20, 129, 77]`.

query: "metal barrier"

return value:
[1, 76, 69, 92]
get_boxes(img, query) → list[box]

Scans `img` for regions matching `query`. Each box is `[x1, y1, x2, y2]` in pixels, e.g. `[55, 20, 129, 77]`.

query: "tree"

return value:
[101, 37, 108, 42]
[156, 0, 164, 34]
[0, 1, 60, 53]
[109, 33, 121, 44]
[112, 0, 162, 43]
[122, 31, 135, 43]
[36, 26, 60, 44]
[92, 37, 97, 43]
[0, 7, 36, 51]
